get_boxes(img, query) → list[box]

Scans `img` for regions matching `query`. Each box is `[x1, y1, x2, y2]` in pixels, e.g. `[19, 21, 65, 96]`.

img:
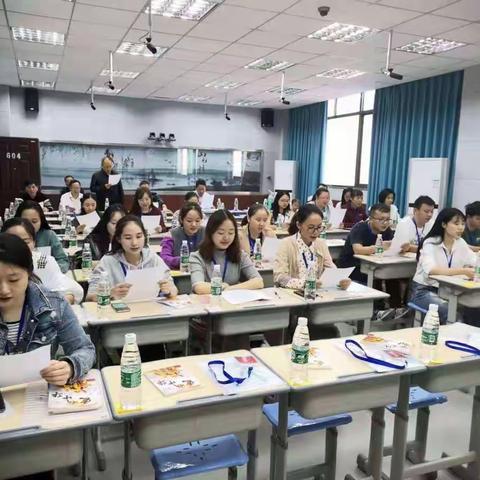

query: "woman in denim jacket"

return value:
[0, 233, 95, 385]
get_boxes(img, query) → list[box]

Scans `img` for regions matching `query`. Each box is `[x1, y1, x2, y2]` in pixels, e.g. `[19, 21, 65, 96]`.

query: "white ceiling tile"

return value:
[281, 63, 323, 80]
[403, 53, 463, 68]
[272, 49, 317, 63]
[203, 54, 251, 67]
[0, 10, 7, 26]
[7, 12, 70, 33]
[379, 0, 459, 13]
[77, 0, 146, 11]
[0, 25, 9, 39]
[108, 54, 157, 70]
[202, 5, 277, 28]
[239, 30, 299, 48]
[223, 67, 274, 81]
[164, 48, 213, 62]
[187, 21, 251, 42]
[72, 4, 138, 27]
[395, 14, 469, 36]
[175, 37, 229, 53]
[67, 35, 118, 49]
[68, 21, 127, 39]
[441, 24, 480, 45]
[304, 53, 366, 68]
[55, 79, 93, 93]
[148, 58, 199, 72]
[13, 41, 64, 57]
[438, 44, 480, 60]
[221, 43, 275, 59]
[260, 14, 330, 36]
[124, 29, 181, 47]
[434, 0, 480, 21]
[19, 69, 57, 82]
[133, 14, 196, 35]
[5, 0, 73, 19]
[286, 37, 338, 55]
[179, 70, 224, 83]
[150, 84, 192, 98]
[195, 62, 238, 74]
[224, 0, 298, 12]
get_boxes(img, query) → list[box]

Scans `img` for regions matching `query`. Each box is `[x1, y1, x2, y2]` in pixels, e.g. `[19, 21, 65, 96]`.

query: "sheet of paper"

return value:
[261, 236, 280, 263]
[320, 267, 355, 288]
[222, 289, 273, 305]
[36, 246, 51, 256]
[0, 346, 51, 387]
[384, 231, 409, 257]
[141, 215, 161, 234]
[124, 266, 169, 302]
[108, 174, 121, 186]
[329, 208, 346, 228]
[75, 211, 100, 230]
[200, 192, 214, 210]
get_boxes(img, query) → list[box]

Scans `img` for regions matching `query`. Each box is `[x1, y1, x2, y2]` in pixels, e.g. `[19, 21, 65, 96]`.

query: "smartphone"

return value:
[111, 302, 131, 313]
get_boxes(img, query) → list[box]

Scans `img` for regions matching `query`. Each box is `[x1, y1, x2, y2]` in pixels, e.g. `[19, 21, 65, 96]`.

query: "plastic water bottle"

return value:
[320, 220, 327, 240]
[0, 217, 3, 230]
[180, 240, 190, 272]
[474, 253, 480, 283]
[96, 271, 111, 316]
[104, 197, 110, 211]
[375, 234, 384, 257]
[210, 264, 223, 303]
[81, 243, 93, 276]
[290, 317, 310, 386]
[9, 202, 15, 217]
[216, 198, 222, 209]
[120, 333, 142, 411]
[3, 208, 9, 221]
[69, 226, 77, 248]
[267, 197, 273, 212]
[304, 263, 317, 300]
[233, 198, 239, 211]
[253, 238, 262, 268]
[263, 198, 268, 208]
[420, 304, 440, 364]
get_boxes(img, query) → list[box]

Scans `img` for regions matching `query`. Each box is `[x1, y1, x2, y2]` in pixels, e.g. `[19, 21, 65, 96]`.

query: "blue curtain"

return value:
[286, 102, 327, 203]
[368, 70, 463, 215]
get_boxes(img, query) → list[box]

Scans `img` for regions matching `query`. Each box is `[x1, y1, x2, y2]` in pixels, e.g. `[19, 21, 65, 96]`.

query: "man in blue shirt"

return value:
[463, 201, 480, 252]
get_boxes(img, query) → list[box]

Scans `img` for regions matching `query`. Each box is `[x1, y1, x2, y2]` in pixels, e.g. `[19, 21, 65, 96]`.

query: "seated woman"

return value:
[274, 204, 351, 290]
[189, 209, 263, 294]
[15, 200, 69, 273]
[73, 193, 99, 235]
[130, 187, 166, 233]
[86, 215, 177, 301]
[271, 191, 293, 227]
[411, 208, 478, 325]
[2, 218, 84, 304]
[336, 187, 353, 209]
[238, 204, 276, 257]
[379, 188, 400, 228]
[0, 232, 95, 384]
[85, 204, 126, 260]
[171, 191, 199, 229]
[161, 203, 205, 270]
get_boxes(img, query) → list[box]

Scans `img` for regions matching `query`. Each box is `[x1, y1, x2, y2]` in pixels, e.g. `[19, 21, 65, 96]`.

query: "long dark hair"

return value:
[417, 208, 466, 260]
[199, 210, 241, 263]
[15, 200, 51, 231]
[288, 204, 323, 235]
[130, 187, 154, 216]
[179, 203, 203, 224]
[378, 188, 395, 204]
[271, 191, 291, 223]
[1, 217, 36, 241]
[184, 191, 199, 202]
[0, 233, 33, 275]
[89, 204, 126, 240]
[80, 193, 97, 215]
[340, 187, 353, 206]
[241, 204, 268, 226]
[111, 215, 148, 254]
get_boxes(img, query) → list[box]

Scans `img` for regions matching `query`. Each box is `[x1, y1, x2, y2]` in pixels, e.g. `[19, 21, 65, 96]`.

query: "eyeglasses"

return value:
[306, 225, 323, 232]
[370, 217, 391, 225]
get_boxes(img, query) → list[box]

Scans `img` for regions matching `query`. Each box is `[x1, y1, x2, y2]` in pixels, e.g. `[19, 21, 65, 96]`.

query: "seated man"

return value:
[20, 180, 52, 211]
[463, 201, 480, 252]
[342, 188, 367, 229]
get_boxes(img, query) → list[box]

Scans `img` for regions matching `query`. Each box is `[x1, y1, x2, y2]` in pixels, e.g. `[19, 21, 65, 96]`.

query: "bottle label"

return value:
[181, 255, 189, 266]
[305, 279, 316, 293]
[69, 239, 77, 247]
[97, 294, 110, 307]
[121, 367, 141, 388]
[421, 328, 438, 346]
[254, 252, 262, 262]
[211, 285, 222, 296]
[82, 259, 92, 269]
[376, 246, 384, 255]
[291, 345, 309, 365]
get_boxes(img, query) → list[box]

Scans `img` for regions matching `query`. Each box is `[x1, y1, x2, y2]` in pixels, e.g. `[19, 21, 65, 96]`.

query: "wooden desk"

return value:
[102, 350, 288, 480]
[355, 252, 417, 288]
[430, 275, 480, 324]
[0, 370, 111, 480]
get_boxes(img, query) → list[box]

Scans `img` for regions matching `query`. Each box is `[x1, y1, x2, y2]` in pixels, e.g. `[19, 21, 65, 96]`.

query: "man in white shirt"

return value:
[59, 179, 83, 214]
[393, 195, 435, 253]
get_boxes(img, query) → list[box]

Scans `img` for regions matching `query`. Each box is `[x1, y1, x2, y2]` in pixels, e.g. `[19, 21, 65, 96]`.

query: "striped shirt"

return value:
[6, 321, 20, 345]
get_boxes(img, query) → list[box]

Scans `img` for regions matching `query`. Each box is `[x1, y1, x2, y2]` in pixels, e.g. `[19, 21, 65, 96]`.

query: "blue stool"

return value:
[263, 403, 352, 480]
[150, 434, 248, 480]
[408, 301, 428, 325]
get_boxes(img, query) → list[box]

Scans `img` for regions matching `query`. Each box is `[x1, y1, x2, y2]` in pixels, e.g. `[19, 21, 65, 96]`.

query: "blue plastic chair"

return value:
[408, 301, 428, 325]
[263, 403, 352, 480]
[150, 434, 248, 480]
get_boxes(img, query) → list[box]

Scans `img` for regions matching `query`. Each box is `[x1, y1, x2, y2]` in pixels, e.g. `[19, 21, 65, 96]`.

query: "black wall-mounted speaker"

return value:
[24, 88, 39, 113]
[261, 108, 274, 128]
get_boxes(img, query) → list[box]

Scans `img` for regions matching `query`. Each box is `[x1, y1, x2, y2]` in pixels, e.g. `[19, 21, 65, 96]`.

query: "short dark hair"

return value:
[139, 180, 150, 187]
[184, 191, 198, 202]
[351, 189, 363, 199]
[0, 233, 33, 275]
[465, 201, 480, 217]
[195, 179, 207, 188]
[288, 204, 323, 235]
[23, 179, 36, 188]
[413, 195, 435, 210]
[15, 201, 51, 231]
[199, 210, 240, 264]
[111, 215, 148, 254]
[378, 188, 395, 203]
[179, 203, 202, 223]
[314, 187, 329, 199]
[64, 175, 73, 182]
[69, 179, 81, 188]
[369, 203, 390, 216]
[130, 187, 154, 216]
[1, 217, 36, 240]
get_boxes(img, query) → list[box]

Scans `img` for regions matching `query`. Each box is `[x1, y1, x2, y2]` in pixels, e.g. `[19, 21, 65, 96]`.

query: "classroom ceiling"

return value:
[0, 0, 479, 109]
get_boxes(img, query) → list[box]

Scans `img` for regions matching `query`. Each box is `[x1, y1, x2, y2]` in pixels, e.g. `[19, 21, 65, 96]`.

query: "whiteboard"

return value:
[406, 157, 449, 211]
[274, 160, 297, 193]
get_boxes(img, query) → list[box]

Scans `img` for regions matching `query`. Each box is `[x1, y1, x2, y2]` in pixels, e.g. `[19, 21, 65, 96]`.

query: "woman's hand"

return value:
[315, 279, 323, 288]
[40, 360, 73, 386]
[76, 224, 86, 234]
[463, 268, 475, 280]
[110, 283, 132, 299]
[155, 226, 162, 233]
[400, 242, 411, 254]
[159, 280, 176, 297]
[338, 278, 351, 290]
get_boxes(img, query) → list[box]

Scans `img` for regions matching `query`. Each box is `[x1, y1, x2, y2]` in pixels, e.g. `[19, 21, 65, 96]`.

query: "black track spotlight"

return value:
[145, 37, 157, 55]
[90, 102, 96, 111]
[143, 1, 157, 55]
[385, 67, 403, 81]
[281, 97, 290, 106]
[148, 132, 156, 140]
[225, 113, 231, 121]
[90, 82, 96, 110]
[382, 30, 404, 82]
[158, 133, 166, 142]
[168, 133, 176, 142]
[107, 80, 115, 90]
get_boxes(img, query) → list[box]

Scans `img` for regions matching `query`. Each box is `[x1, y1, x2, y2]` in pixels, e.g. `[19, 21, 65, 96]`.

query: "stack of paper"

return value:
[222, 289, 273, 305]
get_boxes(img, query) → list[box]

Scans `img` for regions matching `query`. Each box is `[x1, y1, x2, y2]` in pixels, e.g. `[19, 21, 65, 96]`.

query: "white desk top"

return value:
[354, 252, 417, 265]
[326, 239, 345, 248]
[308, 281, 389, 305]
[430, 275, 480, 292]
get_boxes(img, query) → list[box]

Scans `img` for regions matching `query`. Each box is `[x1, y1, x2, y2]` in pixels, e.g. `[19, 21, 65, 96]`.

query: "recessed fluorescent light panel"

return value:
[177, 95, 212, 102]
[395, 37, 466, 55]
[148, 0, 223, 21]
[18, 60, 59, 71]
[236, 99, 263, 106]
[11, 27, 65, 46]
[100, 69, 139, 79]
[316, 68, 365, 79]
[266, 86, 306, 96]
[245, 58, 295, 72]
[21, 80, 55, 88]
[116, 42, 167, 57]
[89, 86, 122, 94]
[204, 80, 245, 89]
[308, 23, 378, 43]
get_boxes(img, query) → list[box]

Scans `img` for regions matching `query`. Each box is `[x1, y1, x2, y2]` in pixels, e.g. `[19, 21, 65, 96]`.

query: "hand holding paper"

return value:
[124, 266, 169, 302]
[141, 215, 161, 234]
[261, 236, 280, 263]
[75, 211, 100, 230]
[320, 267, 354, 288]
[108, 174, 121, 186]
[329, 208, 346, 229]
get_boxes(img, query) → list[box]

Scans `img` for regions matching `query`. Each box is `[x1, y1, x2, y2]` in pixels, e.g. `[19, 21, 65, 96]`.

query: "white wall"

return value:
[453, 65, 480, 209]
[7, 87, 288, 192]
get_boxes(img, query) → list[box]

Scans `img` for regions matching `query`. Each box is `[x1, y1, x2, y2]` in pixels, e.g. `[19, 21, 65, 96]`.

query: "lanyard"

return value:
[344, 339, 406, 370]
[207, 360, 253, 385]
[442, 248, 454, 268]
[120, 262, 128, 277]
[445, 340, 480, 356]
[412, 218, 424, 245]
[212, 258, 228, 282]
[297, 234, 315, 269]
[185, 234, 197, 252]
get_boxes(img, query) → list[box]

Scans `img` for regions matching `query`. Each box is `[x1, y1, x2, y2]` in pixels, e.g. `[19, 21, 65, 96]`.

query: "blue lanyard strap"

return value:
[442, 248, 454, 268]
[17, 302, 27, 345]
[207, 360, 253, 385]
[212, 258, 228, 282]
[344, 339, 406, 370]
[445, 340, 480, 356]
[120, 262, 128, 277]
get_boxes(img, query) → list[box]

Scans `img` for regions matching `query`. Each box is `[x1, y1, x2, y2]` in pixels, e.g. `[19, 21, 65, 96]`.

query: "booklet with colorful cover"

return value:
[146, 365, 201, 397]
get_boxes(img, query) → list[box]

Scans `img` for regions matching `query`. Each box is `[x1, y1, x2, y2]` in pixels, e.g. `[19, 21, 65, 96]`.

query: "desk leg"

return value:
[363, 315, 371, 334]
[206, 316, 213, 354]
[247, 429, 258, 480]
[367, 269, 374, 289]
[82, 428, 89, 480]
[447, 292, 458, 324]
[357, 407, 385, 479]
[274, 392, 289, 480]
[389, 375, 410, 480]
[122, 421, 132, 480]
